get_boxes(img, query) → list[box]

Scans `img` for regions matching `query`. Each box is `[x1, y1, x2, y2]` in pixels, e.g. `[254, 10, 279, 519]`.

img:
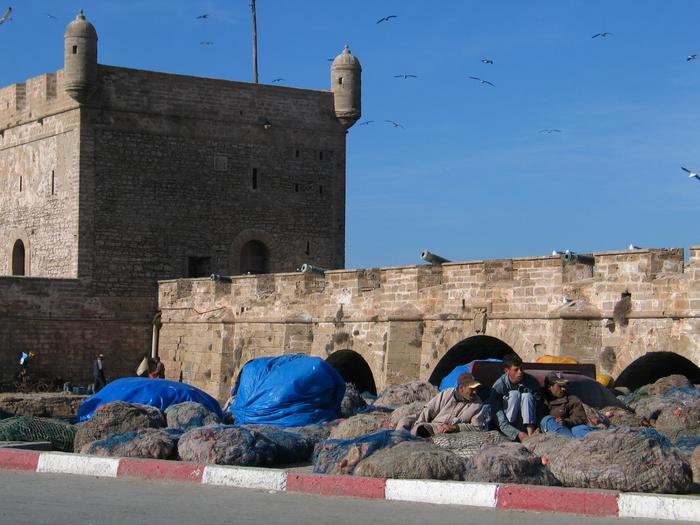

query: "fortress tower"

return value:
[331, 45, 362, 129]
[63, 10, 98, 103]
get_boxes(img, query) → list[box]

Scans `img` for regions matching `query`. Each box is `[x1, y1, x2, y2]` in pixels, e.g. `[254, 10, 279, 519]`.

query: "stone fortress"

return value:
[2, 13, 699, 400]
[0, 12, 361, 383]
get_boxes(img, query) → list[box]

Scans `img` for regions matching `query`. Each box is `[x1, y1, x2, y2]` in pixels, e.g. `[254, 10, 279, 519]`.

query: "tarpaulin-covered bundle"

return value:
[229, 355, 345, 427]
[77, 377, 223, 422]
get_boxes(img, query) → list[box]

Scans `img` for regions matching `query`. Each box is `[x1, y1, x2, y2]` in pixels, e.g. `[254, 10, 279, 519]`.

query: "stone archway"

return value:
[614, 351, 700, 390]
[12, 239, 26, 276]
[326, 349, 377, 395]
[428, 335, 516, 386]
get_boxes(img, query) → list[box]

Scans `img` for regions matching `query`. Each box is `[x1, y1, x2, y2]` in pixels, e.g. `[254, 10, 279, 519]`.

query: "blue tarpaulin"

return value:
[439, 359, 504, 391]
[77, 377, 224, 422]
[230, 355, 345, 427]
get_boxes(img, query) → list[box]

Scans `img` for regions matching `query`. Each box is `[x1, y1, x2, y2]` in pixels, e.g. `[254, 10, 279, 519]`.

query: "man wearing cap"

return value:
[541, 371, 596, 439]
[397, 372, 488, 438]
[93, 354, 106, 393]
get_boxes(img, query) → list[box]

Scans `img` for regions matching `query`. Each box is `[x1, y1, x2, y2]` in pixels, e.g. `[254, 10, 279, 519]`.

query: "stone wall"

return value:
[158, 247, 700, 401]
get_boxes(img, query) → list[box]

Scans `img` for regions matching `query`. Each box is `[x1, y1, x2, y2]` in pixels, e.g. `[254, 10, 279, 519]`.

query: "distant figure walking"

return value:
[93, 354, 106, 392]
[150, 356, 165, 379]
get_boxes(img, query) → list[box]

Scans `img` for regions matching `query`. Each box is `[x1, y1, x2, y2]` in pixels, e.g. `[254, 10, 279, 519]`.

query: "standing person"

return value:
[93, 354, 106, 392]
[151, 356, 165, 379]
[540, 371, 597, 439]
[489, 353, 544, 442]
[396, 372, 489, 437]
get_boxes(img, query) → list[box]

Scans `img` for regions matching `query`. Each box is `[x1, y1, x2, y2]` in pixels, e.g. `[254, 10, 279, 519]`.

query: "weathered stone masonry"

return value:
[158, 247, 700, 401]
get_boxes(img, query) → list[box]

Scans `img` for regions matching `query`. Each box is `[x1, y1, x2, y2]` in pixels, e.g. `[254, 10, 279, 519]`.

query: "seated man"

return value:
[541, 371, 596, 439]
[397, 372, 488, 437]
[489, 353, 544, 442]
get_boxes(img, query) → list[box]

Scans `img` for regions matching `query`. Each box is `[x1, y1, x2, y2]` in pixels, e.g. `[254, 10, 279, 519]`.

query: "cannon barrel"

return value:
[210, 274, 233, 282]
[300, 264, 327, 274]
[563, 251, 595, 265]
[420, 250, 450, 265]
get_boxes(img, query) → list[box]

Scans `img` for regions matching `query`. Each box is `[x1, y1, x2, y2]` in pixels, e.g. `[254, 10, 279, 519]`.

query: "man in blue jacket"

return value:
[489, 353, 544, 442]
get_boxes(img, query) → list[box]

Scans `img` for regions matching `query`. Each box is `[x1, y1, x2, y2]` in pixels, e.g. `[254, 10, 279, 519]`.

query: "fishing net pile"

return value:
[165, 402, 221, 431]
[354, 441, 466, 480]
[654, 399, 700, 441]
[389, 401, 427, 429]
[430, 427, 510, 458]
[373, 381, 437, 409]
[463, 442, 559, 485]
[0, 416, 76, 452]
[329, 413, 391, 439]
[80, 428, 176, 459]
[238, 425, 314, 464]
[340, 384, 367, 418]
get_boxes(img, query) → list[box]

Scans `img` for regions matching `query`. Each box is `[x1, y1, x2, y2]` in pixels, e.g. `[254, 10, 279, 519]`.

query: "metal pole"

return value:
[251, 0, 259, 83]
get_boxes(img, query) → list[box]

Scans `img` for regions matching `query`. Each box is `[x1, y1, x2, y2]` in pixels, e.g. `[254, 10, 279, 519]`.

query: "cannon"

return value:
[562, 250, 595, 265]
[300, 263, 327, 274]
[420, 250, 450, 265]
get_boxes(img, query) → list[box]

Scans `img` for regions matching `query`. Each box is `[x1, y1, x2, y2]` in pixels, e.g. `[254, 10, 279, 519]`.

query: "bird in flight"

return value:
[0, 7, 12, 25]
[688, 55, 697, 62]
[196, 14, 209, 19]
[358, 120, 374, 126]
[592, 32, 612, 38]
[271, 78, 285, 83]
[376, 15, 397, 24]
[394, 74, 417, 79]
[385, 120, 404, 128]
[681, 167, 700, 180]
[539, 129, 562, 134]
[481, 58, 494, 65]
[199, 41, 214, 46]
[46, 13, 57, 20]
[469, 76, 495, 87]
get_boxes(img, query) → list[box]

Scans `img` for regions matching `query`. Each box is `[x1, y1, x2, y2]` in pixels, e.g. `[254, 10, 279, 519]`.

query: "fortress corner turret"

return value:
[64, 10, 98, 103]
[331, 45, 361, 129]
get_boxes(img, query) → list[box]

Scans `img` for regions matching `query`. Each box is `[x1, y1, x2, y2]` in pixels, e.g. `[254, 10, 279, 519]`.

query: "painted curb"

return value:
[286, 473, 385, 499]
[117, 458, 204, 482]
[202, 465, 287, 491]
[0, 448, 40, 471]
[37, 451, 119, 477]
[386, 479, 497, 508]
[618, 493, 700, 522]
[497, 484, 619, 517]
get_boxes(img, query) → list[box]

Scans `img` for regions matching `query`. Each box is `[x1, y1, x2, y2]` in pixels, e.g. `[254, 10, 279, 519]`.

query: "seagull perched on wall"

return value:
[681, 167, 700, 180]
[376, 15, 397, 24]
[394, 74, 417, 79]
[0, 7, 12, 25]
[385, 120, 404, 128]
[688, 55, 698, 62]
[592, 32, 612, 38]
[481, 58, 494, 64]
[469, 76, 495, 86]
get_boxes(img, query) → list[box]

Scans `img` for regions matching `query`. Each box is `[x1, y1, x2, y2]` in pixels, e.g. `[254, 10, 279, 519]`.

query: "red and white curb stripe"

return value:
[1, 448, 697, 521]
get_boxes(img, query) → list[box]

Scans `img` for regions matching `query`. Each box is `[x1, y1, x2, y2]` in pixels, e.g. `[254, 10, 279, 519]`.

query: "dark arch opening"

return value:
[326, 349, 377, 395]
[614, 351, 700, 390]
[240, 240, 268, 275]
[428, 335, 516, 386]
[11, 239, 25, 276]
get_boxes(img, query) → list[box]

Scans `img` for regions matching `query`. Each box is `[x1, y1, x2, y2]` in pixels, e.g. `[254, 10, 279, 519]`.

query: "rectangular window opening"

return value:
[19, 176, 22, 193]
[187, 256, 212, 278]
[72, 45, 78, 54]
[338, 77, 343, 85]
[319, 151, 324, 160]
[252, 168, 258, 189]
[319, 185, 323, 195]
[295, 149, 300, 158]
[294, 183, 299, 193]
[51, 170, 55, 195]
[305, 241, 310, 255]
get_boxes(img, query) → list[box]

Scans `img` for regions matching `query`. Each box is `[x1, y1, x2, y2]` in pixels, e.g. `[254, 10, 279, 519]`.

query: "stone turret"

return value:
[331, 45, 361, 129]
[64, 10, 98, 103]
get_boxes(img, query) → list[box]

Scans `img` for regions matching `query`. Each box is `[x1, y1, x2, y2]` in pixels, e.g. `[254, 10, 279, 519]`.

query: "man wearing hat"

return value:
[397, 372, 488, 437]
[93, 353, 107, 393]
[541, 371, 596, 439]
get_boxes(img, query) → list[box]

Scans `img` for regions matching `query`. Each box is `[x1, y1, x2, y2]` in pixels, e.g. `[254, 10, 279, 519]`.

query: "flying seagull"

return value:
[688, 55, 698, 62]
[199, 41, 214, 46]
[358, 120, 374, 126]
[592, 32, 612, 38]
[376, 15, 397, 24]
[196, 14, 209, 19]
[394, 74, 417, 79]
[0, 7, 12, 25]
[469, 76, 495, 87]
[385, 120, 404, 128]
[481, 58, 494, 65]
[271, 78, 285, 83]
[46, 13, 57, 20]
[539, 129, 562, 134]
[681, 166, 700, 180]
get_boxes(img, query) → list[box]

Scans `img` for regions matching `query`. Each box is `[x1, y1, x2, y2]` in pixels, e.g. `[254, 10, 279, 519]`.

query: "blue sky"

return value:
[3, 1, 700, 269]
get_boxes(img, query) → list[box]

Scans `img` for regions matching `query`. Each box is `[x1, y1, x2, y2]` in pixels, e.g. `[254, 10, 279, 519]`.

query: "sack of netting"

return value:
[353, 441, 466, 480]
[340, 384, 368, 418]
[654, 399, 700, 441]
[238, 425, 315, 463]
[389, 401, 427, 429]
[80, 428, 176, 459]
[631, 386, 700, 422]
[430, 426, 510, 459]
[647, 374, 692, 396]
[74, 401, 166, 452]
[312, 429, 419, 475]
[165, 401, 221, 431]
[178, 425, 278, 466]
[0, 416, 76, 452]
[545, 428, 692, 493]
[373, 381, 438, 410]
[329, 412, 391, 439]
[463, 442, 559, 486]
[77, 377, 223, 422]
[229, 355, 345, 427]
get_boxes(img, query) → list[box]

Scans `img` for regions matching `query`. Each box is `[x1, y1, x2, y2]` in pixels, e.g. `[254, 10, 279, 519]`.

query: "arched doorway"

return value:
[11, 239, 25, 276]
[326, 349, 377, 395]
[240, 240, 268, 275]
[428, 335, 516, 386]
[614, 351, 700, 390]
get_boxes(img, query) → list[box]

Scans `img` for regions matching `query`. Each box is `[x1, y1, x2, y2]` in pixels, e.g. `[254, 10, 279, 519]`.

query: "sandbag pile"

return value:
[329, 412, 391, 439]
[464, 443, 559, 485]
[340, 384, 367, 418]
[312, 430, 418, 475]
[165, 401, 221, 431]
[74, 401, 166, 452]
[80, 428, 176, 459]
[0, 416, 76, 452]
[373, 381, 437, 409]
[354, 441, 466, 480]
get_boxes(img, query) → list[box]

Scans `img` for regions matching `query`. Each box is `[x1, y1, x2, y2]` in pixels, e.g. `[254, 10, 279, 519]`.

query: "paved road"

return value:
[0, 470, 692, 525]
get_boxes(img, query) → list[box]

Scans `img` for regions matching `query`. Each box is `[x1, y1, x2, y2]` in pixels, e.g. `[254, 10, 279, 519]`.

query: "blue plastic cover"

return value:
[230, 355, 345, 427]
[77, 377, 224, 422]
[439, 359, 504, 391]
